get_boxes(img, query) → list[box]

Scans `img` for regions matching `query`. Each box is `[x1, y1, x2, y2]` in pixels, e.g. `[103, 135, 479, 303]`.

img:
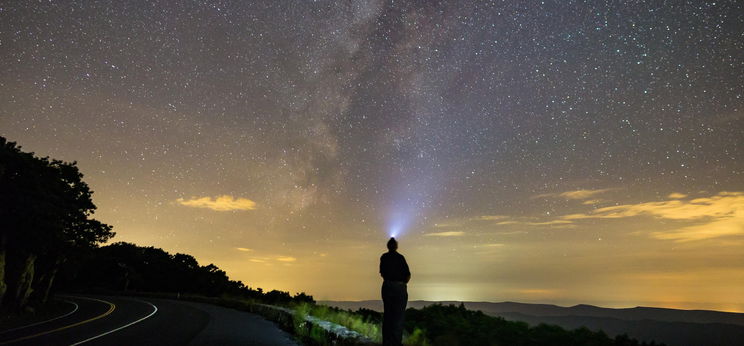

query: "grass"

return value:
[292, 302, 431, 345]
[294, 303, 381, 343]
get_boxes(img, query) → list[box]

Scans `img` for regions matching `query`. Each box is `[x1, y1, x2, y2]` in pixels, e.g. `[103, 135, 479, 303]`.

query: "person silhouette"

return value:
[379, 237, 411, 346]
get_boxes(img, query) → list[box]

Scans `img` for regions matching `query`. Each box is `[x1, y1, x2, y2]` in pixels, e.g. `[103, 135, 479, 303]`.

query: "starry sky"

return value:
[2, 1, 743, 311]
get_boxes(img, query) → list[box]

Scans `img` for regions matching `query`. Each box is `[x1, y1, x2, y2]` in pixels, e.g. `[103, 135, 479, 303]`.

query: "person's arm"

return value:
[403, 257, 411, 283]
[379, 255, 385, 279]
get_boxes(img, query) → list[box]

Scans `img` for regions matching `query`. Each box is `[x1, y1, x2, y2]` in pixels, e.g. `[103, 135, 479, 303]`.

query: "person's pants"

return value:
[382, 281, 408, 346]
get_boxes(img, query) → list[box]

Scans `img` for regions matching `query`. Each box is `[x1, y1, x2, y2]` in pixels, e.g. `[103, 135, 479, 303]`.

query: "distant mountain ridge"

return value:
[322, 300, 744, 326]
[321, 300, 744, 346]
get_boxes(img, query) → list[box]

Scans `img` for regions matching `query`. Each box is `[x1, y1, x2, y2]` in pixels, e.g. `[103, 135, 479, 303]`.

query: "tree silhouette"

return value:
[0, 136, 113, 311]
[64, 241, 314, 306]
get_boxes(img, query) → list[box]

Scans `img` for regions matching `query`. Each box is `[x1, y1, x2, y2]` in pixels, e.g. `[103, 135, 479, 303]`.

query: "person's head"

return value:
[387, 237, 398, 252]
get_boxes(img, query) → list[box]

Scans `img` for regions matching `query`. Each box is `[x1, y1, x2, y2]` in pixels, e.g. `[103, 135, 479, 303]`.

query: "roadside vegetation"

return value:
[293, 303, 383, 343]
[287, 302, 665, 346]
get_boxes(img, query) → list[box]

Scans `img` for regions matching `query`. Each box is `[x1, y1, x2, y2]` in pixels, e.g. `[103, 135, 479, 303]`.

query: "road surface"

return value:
[0, 295, 300, 345]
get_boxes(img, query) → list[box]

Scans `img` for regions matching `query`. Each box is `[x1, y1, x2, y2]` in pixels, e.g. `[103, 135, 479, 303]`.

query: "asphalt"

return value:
[0, 295, 301, 346]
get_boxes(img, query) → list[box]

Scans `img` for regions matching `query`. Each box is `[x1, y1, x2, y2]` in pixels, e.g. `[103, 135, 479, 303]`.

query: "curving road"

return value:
[0, 295, 300, 346]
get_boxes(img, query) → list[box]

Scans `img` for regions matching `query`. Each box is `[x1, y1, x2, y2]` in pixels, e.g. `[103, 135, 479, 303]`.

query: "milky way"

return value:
[2, 1, 743, 310]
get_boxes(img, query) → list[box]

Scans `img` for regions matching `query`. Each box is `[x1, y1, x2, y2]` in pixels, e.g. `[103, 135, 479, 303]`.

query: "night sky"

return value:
[2, 1, 743, 311]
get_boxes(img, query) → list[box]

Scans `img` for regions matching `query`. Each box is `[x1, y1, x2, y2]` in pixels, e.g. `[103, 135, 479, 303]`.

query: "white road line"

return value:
[0, 297, 115, 345]
[0, 299, 79, 334]
[70, 299, 158, 345]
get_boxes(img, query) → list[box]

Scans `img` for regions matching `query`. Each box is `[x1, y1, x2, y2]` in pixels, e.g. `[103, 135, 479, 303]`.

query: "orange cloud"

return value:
[276, 256, 297, 262]
[177, 195, 257, 211]
[236, 247, 253, 252]
[668, 192, 688, 199]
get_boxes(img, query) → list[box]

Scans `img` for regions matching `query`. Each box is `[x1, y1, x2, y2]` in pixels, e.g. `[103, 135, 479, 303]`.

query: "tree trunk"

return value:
[10, 253, 36, 310]
[34, 257, 62, 304]
[0, 234, 6, 309]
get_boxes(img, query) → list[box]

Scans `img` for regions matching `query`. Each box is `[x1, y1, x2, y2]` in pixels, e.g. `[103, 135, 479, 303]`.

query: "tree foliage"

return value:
[0, 136, 114, 311]
[63, 242, 315, 306]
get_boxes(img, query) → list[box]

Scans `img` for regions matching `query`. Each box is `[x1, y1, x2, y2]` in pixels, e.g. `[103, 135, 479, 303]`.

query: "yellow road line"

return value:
[0, 297, 115, 345]
[0, 299, 79, 334]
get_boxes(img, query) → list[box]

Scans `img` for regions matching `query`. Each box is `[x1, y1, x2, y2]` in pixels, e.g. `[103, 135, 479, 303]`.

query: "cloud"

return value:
[248, 255, 297, 264]
[425, 231, 465, 237]
[472, 215, 509, 221]
[431, 215, 508, 230]
[668, 192, 688, 199]
[559, 191, 744, 242]
[236, 247, 253, 252]
[534, 188, 615, 200]
[496, 219, 574, 227]
[177, 195, 257, 211]
[564, 192, 740, 221]
[470, 214, 575, 229]
[433, 222, 459, 228]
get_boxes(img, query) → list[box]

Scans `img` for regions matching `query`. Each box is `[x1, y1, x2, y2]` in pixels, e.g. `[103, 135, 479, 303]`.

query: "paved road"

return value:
[0, 295, 300, 346]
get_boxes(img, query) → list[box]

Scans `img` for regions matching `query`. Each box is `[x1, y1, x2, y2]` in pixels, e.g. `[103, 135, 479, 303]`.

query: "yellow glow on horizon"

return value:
[94, 188, 744, 311]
